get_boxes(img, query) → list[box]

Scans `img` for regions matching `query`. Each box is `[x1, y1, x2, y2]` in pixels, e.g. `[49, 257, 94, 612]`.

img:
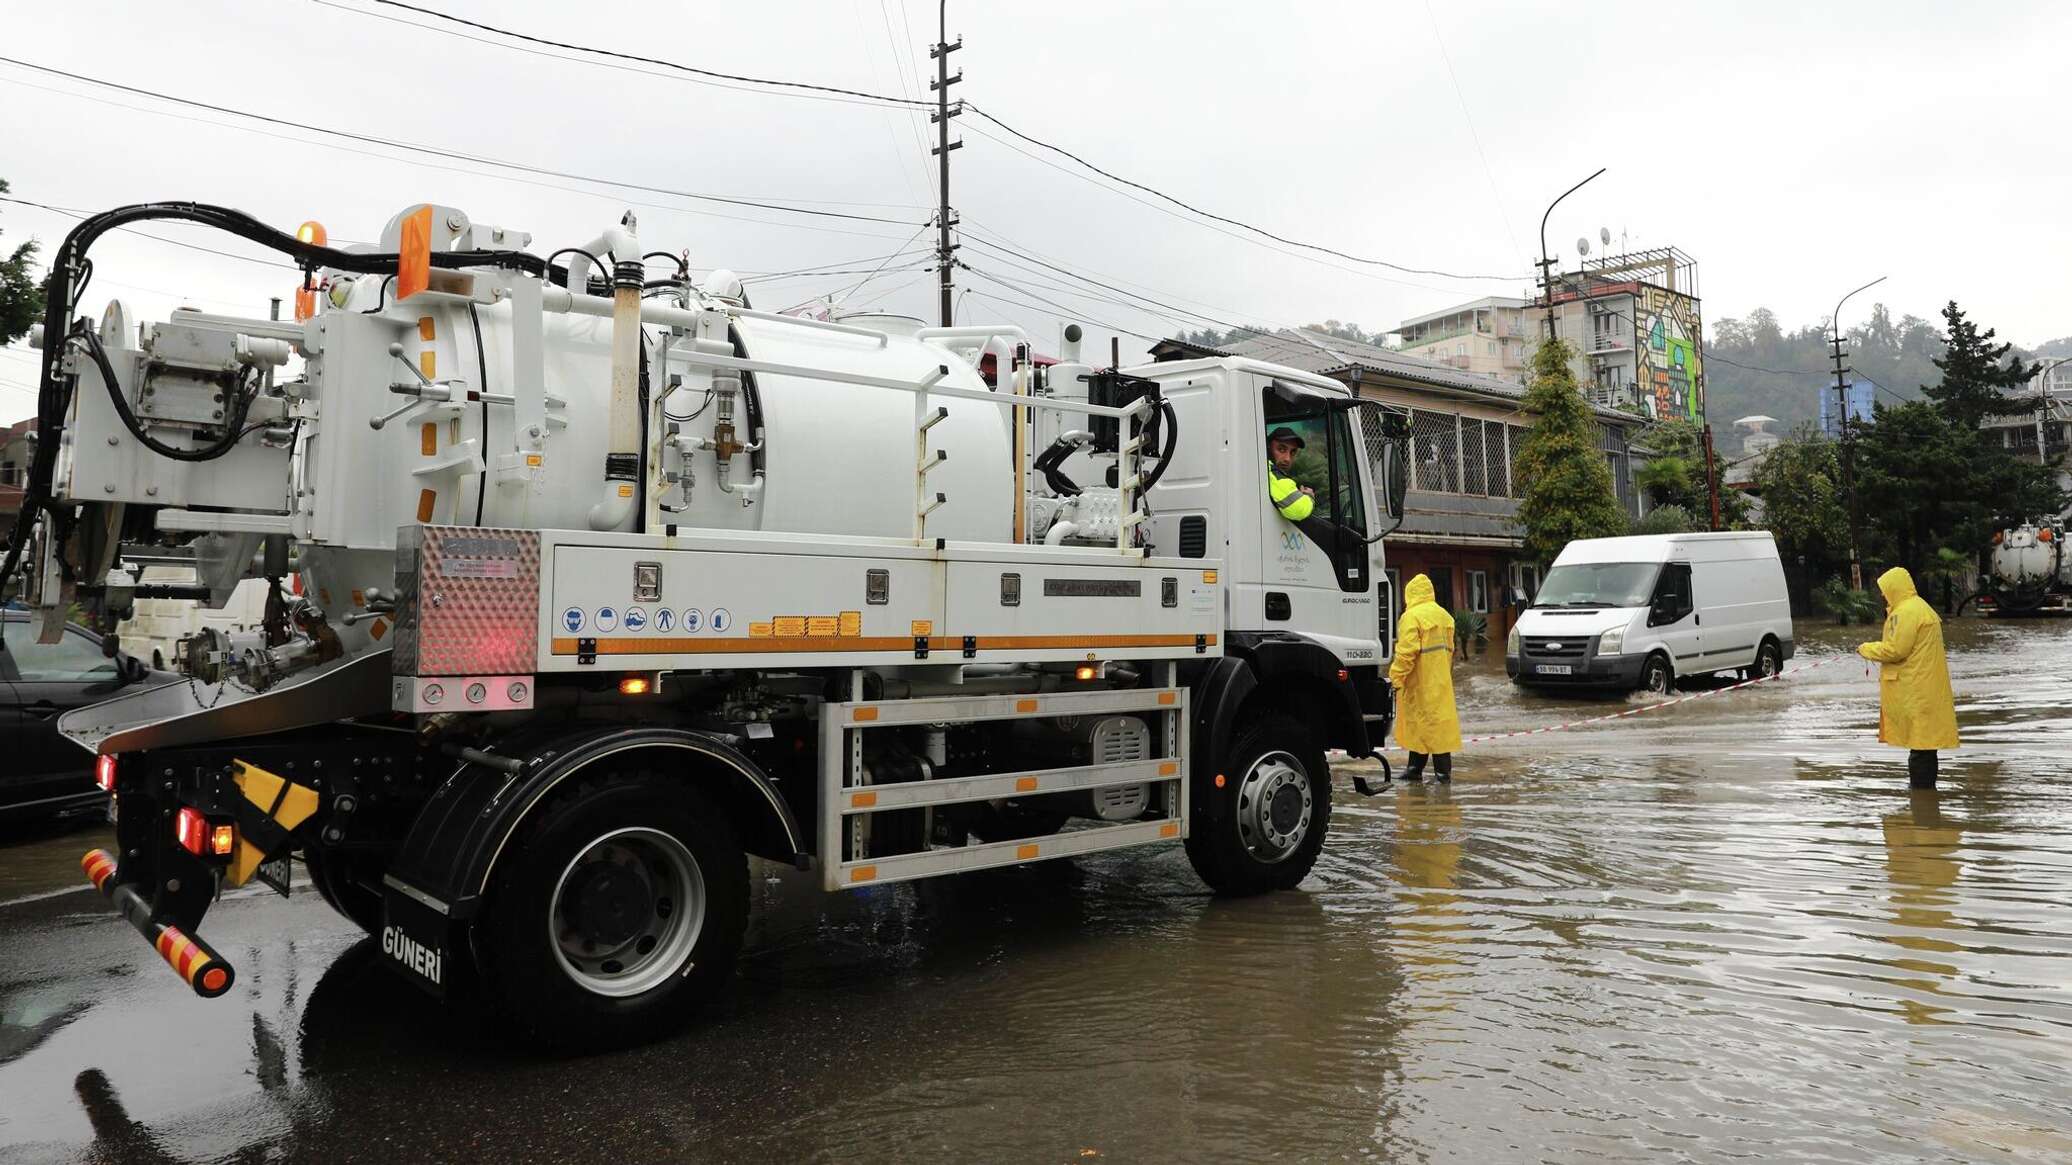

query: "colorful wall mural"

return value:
[1636, 283, 1704, 421]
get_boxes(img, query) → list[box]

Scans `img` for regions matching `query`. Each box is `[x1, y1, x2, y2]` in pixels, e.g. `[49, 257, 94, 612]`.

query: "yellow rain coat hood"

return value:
[1856, 567, 1960, 750]
[1387, 574, 1461, 754]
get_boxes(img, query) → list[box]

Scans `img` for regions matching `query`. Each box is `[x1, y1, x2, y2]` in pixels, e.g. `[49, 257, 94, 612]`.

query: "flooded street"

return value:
[3, 618, 2070, 1162]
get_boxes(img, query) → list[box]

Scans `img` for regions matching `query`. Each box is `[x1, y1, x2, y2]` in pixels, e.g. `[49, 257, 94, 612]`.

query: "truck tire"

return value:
[476, 772, 747, 1050]
[1185, 712, 1330, 896]
[303, 847, 385, 937]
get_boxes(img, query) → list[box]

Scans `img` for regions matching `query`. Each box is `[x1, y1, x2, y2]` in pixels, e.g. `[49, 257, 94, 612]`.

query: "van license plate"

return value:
[1536, 664, 1572, 675]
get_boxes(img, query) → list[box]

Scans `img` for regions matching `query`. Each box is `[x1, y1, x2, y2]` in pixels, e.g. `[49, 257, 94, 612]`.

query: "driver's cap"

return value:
[1267, 426, 1305, 450]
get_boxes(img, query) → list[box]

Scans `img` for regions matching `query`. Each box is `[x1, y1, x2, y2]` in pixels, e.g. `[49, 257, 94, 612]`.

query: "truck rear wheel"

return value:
[1185, 712, 1330, 896]
[303, 847, 385, 936]
[476, 773, 747, 1050]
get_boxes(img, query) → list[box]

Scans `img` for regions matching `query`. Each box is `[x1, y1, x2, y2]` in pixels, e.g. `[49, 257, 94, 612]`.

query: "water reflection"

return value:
[1877, 790, 1964, 1026]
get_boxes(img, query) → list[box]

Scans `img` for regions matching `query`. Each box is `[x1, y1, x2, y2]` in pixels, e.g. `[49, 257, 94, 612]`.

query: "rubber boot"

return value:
[1907, 749, 1938, 790]
[1403, 751, 1428, 782]
[1433, 753, 1453, 783]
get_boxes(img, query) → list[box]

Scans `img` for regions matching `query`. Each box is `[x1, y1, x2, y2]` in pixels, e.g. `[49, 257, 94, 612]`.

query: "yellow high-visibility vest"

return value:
[1268, 465, 1314, 522]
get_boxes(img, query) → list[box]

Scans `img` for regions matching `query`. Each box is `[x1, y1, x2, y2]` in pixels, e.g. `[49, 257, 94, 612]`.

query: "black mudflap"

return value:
[379, 877, 458, 999]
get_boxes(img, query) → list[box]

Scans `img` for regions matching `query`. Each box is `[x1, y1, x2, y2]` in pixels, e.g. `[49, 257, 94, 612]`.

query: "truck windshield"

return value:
[1532, 562, 1660, 608]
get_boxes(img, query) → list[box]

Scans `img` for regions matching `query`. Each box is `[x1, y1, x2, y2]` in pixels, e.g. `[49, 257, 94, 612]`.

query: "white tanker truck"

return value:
[6, 201, 1409, 1048]
[1983, 521, 2069, 614]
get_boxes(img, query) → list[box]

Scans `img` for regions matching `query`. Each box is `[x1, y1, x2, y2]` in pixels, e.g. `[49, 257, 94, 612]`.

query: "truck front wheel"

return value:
[1185, 712, 1330, 896]
[476, 773, 747, 1050]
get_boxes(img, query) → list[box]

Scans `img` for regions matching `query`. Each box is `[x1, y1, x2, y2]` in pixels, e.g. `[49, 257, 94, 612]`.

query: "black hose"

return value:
[641, 250, 689, 278]
[1137, 396, 1179, 493]
[71, 327, 256, 462]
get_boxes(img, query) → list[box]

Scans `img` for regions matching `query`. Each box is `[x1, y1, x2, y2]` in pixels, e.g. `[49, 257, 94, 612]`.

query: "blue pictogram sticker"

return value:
[561, 607, 585, 633]
[624, 607, 649, 632]
[710, 608, 732, 633]
[596, 606, 619, 632]
[682, 609, 704, 633]
[655, 608, 675, 633]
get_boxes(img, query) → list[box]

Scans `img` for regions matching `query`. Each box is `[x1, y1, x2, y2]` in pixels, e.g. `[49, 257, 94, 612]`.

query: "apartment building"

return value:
[1394, 296, 1535, 384]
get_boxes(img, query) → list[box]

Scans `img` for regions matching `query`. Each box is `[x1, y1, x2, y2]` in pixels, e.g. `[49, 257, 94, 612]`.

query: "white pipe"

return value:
[587, 213, 644, 531]
[1044, 520, 1080, 546]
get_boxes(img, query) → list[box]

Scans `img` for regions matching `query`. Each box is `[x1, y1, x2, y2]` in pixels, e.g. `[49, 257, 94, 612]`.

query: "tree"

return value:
[1752, 429, 1848, 580]
[1515, 339, 1628, 560]
[1632, 417, 1748, 527]
[1924, 300, 2038, 430]
[1, 177, 44, 347]
[1854, 400, 2061, 575]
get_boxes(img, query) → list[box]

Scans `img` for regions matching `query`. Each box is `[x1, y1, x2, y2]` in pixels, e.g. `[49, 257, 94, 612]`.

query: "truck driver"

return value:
[1267, 427, 1315, 523]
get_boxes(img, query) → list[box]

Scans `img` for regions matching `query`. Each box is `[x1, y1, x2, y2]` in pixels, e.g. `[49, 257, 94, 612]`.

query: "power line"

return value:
[961, 103, 1520, 284]
[1418, 0, 1523, 262]
[306, 2, 1521, 287]
[956, 265, 1162, 343]
[0, 57, 928, 230]
[352, 0, 929, 109]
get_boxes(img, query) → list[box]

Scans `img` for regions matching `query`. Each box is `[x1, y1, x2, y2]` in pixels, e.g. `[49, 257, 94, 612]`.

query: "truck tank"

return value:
[24, 203, 1019, 681]
[1985, 522, 2064, 613]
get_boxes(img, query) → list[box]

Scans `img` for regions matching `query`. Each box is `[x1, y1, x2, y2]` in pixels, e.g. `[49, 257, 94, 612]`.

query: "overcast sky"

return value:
[4, 0, 2068, 419]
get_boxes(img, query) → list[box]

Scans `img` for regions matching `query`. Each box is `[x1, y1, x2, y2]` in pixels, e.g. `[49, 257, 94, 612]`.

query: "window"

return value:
[1648, 563, 1694, 626]
[1513, 563, 1541, 604]
[1467, 570, 1489, 613]
[1262, 389, 1371, 592]
[6, 628, 119, 682]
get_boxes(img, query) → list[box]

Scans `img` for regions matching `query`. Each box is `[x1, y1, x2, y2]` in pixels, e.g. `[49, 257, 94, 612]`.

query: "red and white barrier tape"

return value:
[1454, 655, 1837, 746]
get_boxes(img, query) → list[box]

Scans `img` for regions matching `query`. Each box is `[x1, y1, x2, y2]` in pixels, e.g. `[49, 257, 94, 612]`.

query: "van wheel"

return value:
[1185, 712, 1330, 896]
[1744, 638, 1783, 681]
[1640, 653, 1674, 695]
[476, 773, 747, 1051]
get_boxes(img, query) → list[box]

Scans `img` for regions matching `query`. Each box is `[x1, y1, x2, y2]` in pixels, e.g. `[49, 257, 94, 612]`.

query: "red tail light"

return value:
[95, 755, 117, 792]
[175, 807, 208, 855]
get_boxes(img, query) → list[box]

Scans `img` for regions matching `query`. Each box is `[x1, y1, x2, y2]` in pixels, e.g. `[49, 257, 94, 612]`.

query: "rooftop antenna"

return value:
[1577, 236, 1592, 259]
[1600, 226, 1612, 252]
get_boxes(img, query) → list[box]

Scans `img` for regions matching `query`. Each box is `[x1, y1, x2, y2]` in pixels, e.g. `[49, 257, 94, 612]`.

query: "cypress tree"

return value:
[1515, 339, 1628, 561]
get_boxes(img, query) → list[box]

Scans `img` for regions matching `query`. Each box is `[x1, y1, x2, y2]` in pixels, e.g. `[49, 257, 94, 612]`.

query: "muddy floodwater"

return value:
[2, 618, 2069, 1162]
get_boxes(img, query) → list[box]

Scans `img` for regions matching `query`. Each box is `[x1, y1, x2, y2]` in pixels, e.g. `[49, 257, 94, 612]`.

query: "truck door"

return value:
[1252, 383, 1377, 659]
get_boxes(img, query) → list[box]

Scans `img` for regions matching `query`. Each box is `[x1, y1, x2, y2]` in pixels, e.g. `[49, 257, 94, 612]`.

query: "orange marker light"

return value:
[618, 676, 652, 695]
[2041, 528, 2056, 543]
[1337, 669, 1349, 683]
[295, 220, 328, 247]
[1214, 773, 1227, 788]
[95, 755, 117, 792]
[1074, 664, 1098, 681]
[210, 824, 236, 856]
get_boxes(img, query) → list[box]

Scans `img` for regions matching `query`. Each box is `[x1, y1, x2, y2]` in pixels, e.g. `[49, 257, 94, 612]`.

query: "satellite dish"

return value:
[1577, 237, 1591, 257]
[1600, 227, 1612, 246]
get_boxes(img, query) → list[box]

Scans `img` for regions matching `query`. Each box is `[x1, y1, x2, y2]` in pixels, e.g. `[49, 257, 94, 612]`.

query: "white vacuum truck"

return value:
[1983, 520, 2068, 614]
[8, 201, 1407, 1048]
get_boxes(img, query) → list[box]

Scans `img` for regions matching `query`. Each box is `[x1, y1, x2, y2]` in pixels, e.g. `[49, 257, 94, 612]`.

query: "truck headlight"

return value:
[1597, 626, 1625, 655]
[1506, 625, 1521, 655]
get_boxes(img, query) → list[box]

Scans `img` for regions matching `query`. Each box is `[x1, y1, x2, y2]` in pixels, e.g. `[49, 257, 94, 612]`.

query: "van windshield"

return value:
[1533, 562, 1661, 608]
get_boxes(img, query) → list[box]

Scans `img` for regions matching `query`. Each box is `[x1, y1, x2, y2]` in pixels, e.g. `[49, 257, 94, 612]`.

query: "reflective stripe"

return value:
[1418, 644, 1451, 655]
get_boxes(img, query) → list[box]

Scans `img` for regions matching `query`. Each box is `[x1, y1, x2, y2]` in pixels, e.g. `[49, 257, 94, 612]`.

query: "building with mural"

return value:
[1536, 247, 1705, 422]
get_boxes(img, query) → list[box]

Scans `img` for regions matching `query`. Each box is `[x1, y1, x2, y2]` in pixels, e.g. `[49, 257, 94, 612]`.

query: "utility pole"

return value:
[1537, 168, 1606, 347]
[930, 1, 962, 327]
[2036, 358, 2066, 467]
[1702, 423, 1721, 530]
[1829, 275, 1886, 591]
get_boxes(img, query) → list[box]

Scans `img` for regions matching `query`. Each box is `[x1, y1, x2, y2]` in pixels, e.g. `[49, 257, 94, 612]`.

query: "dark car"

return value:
[1, 611, 174, 821]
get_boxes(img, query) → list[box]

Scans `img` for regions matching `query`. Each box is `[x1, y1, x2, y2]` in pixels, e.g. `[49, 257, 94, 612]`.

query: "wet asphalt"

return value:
[2, 617, 2069, 1163]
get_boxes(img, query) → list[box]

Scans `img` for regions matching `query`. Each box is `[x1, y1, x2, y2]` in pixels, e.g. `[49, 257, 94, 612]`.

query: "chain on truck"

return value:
[4, 201, 1411, 1048]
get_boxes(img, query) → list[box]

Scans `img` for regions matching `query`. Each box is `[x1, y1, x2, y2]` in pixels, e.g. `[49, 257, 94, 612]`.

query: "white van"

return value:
[1506, 532, 1794, 694]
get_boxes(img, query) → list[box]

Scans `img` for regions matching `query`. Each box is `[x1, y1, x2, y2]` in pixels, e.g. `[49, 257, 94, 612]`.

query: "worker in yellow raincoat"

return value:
[1388, 574, 1461, 782]
[1857, 566, 1960, 789]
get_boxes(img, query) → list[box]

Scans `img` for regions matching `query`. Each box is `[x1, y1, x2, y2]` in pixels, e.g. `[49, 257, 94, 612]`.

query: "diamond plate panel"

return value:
[392, 526, 541, 677]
